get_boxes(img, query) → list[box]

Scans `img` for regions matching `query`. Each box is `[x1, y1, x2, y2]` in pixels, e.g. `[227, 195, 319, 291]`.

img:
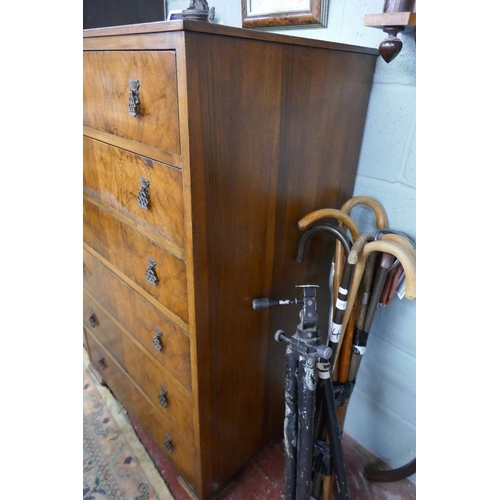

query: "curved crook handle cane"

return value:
[336, 197, 388, 299]
[298, 209, 360, 316]
[333, 240, 416, 369]
[341, 196, 389, 229]
[297, 208, 360, 239]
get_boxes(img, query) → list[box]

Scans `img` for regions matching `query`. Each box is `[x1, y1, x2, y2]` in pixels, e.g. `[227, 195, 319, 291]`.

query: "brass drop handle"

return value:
[89, 311, 96, 328]
[164, 432, 173, 453]
[137, 177, 150, 210]
[152, 327, 163, 352]
[145, 257, 158, 286]
[158, 386, 169, 408]
[128, 80, 140, 117]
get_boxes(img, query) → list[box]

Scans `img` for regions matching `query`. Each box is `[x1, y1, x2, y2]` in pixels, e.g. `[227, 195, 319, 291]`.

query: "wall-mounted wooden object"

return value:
[364, 1, 416, 63]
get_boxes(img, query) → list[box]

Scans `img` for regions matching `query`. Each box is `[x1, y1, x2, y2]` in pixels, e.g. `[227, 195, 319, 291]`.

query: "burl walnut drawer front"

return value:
[83, 137, 185, 251]
[83, 51, 180, 156]
[83, 292, 195, 447]
[85, 329, 198, 491]
[83, 249, 191, 391]
[83, 200, 189, 324]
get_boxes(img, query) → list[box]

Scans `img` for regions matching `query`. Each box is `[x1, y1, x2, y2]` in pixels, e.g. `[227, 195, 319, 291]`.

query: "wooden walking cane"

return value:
[298, 200, 388, 500]
[320, 198, 387, 500]
[335, 198, 388, 406]
[336, 235, 376, 429]
[340, 233, 416, 430]
[335, 239, 416, 371]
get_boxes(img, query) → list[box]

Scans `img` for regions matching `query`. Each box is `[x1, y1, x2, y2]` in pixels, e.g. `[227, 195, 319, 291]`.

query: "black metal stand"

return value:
[253, 285, 350, 500]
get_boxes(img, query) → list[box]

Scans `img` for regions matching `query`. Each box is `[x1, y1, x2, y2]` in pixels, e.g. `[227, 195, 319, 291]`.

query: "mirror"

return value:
[241, 0, 328, 29]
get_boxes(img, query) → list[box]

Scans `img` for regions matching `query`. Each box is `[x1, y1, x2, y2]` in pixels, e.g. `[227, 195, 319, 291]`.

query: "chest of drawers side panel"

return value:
[183, 30, 377, 496]
[263, 43, 377, 437]
[183, 31, 289, 495]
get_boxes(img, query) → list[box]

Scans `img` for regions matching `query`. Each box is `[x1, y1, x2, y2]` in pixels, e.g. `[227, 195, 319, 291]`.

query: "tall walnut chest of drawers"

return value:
[83, 20, 377, 499]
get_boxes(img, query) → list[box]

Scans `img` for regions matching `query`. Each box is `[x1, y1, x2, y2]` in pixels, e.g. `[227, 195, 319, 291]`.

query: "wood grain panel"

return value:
[185, 32, 285, 489]
[84, 292, 195, 446]
[83, 20, 377, 500]
[83, 248, 191, 391]
[83, 199, 189, 323]
[85, 329, 199, 492]
[83, 136, 185, 250]
[83, 50, 180, 156]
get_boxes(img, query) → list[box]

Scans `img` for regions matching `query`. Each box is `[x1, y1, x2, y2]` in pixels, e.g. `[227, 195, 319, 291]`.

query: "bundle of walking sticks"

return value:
[297, 195, 416, 498]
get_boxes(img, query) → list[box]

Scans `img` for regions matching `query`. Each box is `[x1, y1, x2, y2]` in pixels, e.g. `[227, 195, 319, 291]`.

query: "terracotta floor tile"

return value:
[128, 412, 415, 500]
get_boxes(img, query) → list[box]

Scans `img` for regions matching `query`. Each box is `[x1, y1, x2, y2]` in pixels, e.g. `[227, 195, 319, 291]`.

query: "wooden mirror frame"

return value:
[241, 0, 328, 29]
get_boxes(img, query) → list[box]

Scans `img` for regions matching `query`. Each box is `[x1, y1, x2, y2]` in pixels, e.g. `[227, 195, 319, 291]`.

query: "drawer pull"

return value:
[128, 80, 140, 117]
[145, 257, 158, 286]
[137, 177, 150, 210]
[97, 357, 106, 370]
[158, 386, 169, 408]
[164, 432, 173, 453]
[152, 327, 163, 352]
[89, 311, 96, 328]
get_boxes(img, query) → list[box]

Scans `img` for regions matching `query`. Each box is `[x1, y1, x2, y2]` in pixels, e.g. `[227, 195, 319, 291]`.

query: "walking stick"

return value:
[297, 209, 360, 307]
[295, 222, 352, 356]
[335, 235, 376, 429]
[336, 239, 416, 372]
[295, 224, 354, 500]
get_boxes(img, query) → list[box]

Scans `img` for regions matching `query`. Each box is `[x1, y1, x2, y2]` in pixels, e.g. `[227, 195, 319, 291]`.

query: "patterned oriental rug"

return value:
[83, 349, 174, 500]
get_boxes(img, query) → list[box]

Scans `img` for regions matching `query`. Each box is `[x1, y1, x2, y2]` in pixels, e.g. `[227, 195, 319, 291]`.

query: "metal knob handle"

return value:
[145, 257, 158, 286]
[128, 80, 140, 117]
[97, 357, 106, 370]
[89, 311, 96, 328]
[137, 177, 150, 210]
[164, 432, 173, 453]
[158, 386, 169, 408]
[152, 327, 163, 352]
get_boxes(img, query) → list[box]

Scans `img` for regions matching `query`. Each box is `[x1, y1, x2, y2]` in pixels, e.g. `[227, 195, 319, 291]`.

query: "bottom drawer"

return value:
[85, 328, 199, 493]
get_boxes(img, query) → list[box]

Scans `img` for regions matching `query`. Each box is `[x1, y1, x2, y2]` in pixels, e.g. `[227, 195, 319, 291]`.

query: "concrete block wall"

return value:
[167, 0, 416, 481]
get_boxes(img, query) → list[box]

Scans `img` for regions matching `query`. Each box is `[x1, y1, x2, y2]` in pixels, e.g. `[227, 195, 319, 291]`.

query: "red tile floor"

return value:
[129, 414, 416, 500]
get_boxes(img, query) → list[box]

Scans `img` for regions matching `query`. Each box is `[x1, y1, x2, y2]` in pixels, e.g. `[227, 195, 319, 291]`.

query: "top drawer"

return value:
[83, 51, 180, 156]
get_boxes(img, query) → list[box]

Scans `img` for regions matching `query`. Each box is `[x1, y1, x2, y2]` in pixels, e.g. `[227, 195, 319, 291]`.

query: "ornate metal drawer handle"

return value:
[89, 311, 96, 328]
[137, 177, 150, 210]
[145, 257, 158, 286]
[152, 327, 163, 352]
[158, 386, 169, 408]
[164, 432, 173, 453]
[128, 80, 140, 117]
[97, 357, 106, 370]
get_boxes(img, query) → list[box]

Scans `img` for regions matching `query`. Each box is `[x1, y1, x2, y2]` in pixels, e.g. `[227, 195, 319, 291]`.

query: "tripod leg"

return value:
[296, 354, 317, 499]
[284, 345, 298, 500]
[322, 377, 350, 500]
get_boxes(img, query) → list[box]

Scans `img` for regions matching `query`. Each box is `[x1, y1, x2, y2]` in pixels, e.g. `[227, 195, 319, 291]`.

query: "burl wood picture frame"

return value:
[242, 0, 328, 29]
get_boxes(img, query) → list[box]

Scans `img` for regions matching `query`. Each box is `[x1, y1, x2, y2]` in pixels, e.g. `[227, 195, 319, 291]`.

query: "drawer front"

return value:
[83, 200, 189, 324]
[83, 50, 180, 155]
[83, 294, 195, 447]
[83, 249, 191, 391]
[85, 329, 198, 492]
[83, 137, 185, 250]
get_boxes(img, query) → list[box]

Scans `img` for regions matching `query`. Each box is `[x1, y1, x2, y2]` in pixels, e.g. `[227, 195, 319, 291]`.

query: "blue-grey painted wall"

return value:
[168, 0, 416, 481]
